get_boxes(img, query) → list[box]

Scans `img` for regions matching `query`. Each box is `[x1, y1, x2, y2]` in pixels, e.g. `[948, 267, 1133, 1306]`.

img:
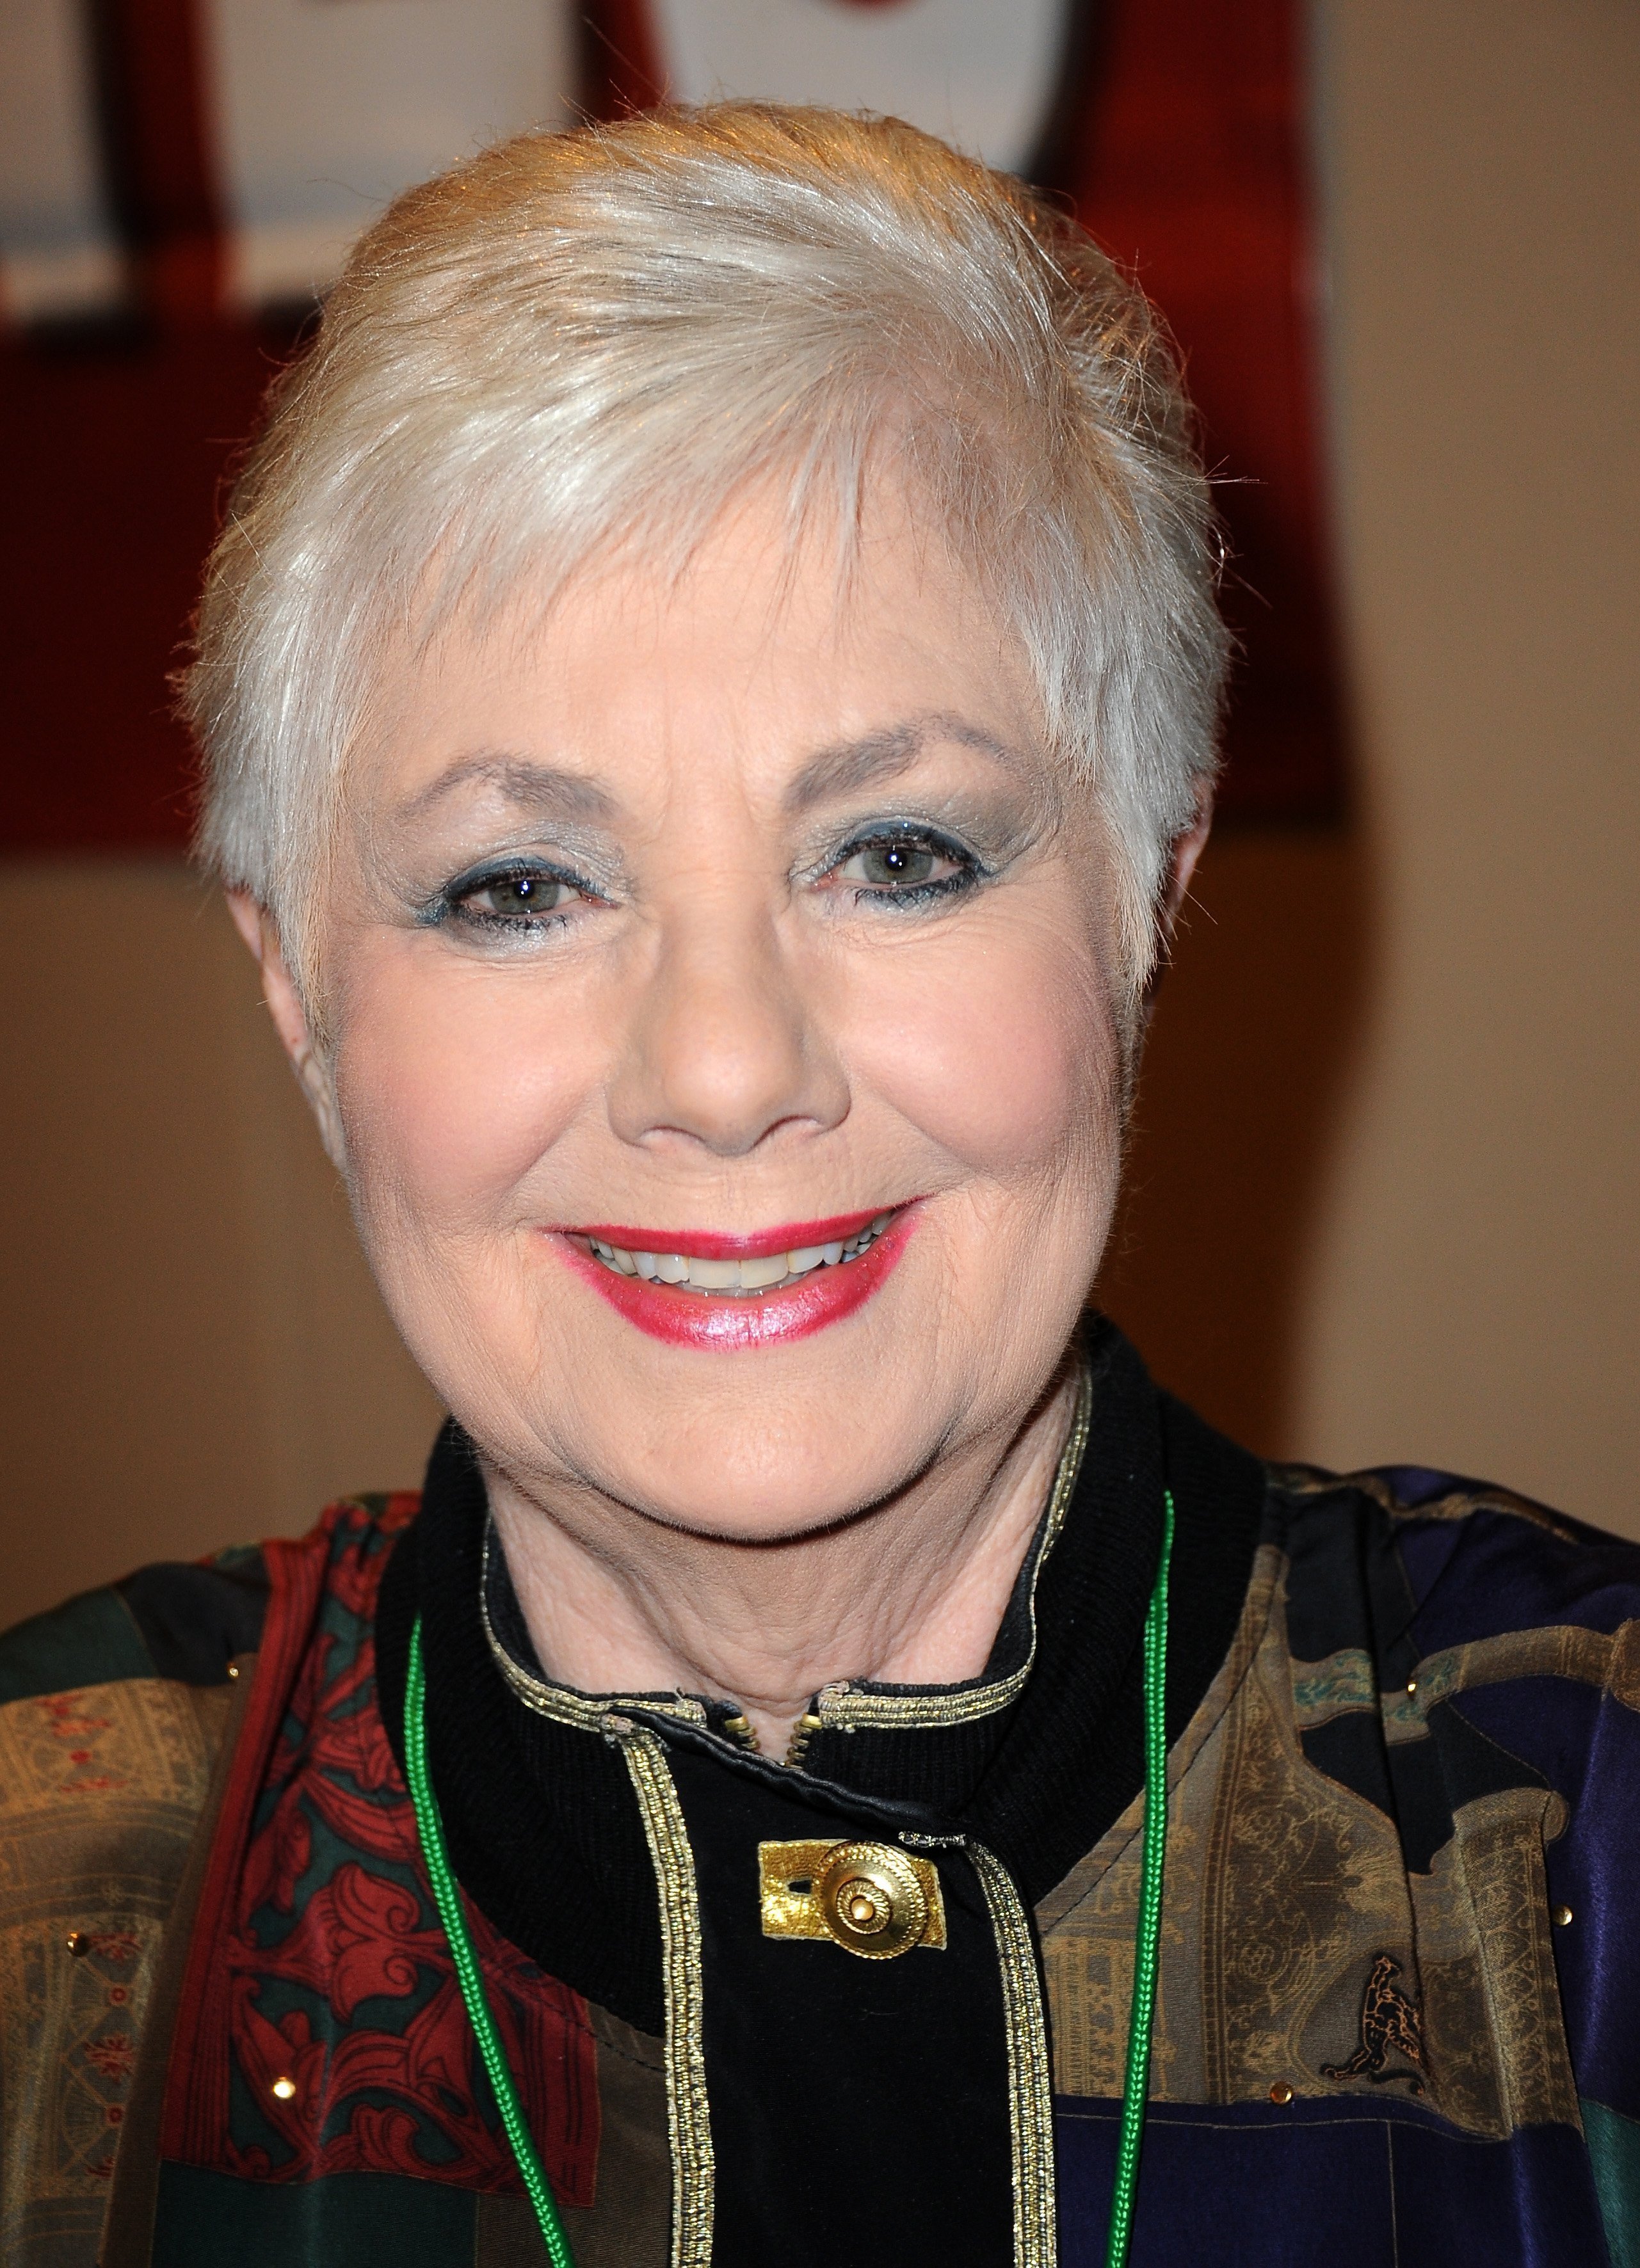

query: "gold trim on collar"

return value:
[970, 1844, 1058, 2268]
[814, 1362, 1092, 1735]
[479, 1533, 710, 1732]
[611, 1723, 714, 2268]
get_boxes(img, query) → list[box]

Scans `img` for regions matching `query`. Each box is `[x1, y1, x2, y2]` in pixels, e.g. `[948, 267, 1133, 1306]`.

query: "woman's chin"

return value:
[632, 1494, 879, 1548]
[530, 1386, 944, 1546]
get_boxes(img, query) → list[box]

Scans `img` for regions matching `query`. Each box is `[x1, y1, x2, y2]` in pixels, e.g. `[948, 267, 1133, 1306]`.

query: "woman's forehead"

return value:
[458, 465, 1011, 671]
[355, 489, 1052, 824]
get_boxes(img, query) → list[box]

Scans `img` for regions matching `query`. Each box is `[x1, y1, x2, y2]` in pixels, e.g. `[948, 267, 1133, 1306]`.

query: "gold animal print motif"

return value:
[1321, 1955, 1424, 2091]
[1037, 1548, 1582, 2140]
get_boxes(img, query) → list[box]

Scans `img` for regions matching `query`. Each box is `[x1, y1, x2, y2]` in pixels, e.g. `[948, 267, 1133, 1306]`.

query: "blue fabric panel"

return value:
[1409, 1503, 1640, 1650]
[1389, 1499, 1640, 2127]
[1055, 2096, 1610, 2268]
[1454, 1677, 1640, 2124]
[152, 2161, 477, 2267]
[1371, 1464, 1472, 1509]
[1391, 1516, 1467, 1610]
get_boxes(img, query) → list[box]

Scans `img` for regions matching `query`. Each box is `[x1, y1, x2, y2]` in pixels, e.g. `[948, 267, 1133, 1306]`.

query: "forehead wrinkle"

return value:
[395, 752, 620, 826]
[784, 712, 1022, 816]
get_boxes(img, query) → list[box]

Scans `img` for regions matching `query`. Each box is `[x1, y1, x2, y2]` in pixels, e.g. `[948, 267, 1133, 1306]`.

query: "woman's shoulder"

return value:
[1264, 1457, 1640, 1727]
[0, 1535, 290, 2244]
[0, 1490, 422, 1711]
[0, 1493, 421, 2223]
[0, 1545, 271, 1709]
[1270, 1457, 1640, 1613]
[0, 1542, 282, 1871]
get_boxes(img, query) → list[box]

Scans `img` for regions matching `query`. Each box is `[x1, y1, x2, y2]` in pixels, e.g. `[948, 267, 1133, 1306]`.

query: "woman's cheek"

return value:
[330, 952, 598, 1237]
[851, 914, 1118, 1188]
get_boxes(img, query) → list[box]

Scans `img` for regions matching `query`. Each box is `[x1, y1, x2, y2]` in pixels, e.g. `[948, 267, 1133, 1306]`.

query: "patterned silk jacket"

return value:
[3, 1325, 1637, 2267]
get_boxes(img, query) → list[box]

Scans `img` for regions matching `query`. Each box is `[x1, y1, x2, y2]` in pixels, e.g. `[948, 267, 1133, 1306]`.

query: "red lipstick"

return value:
[551, 1206, 917, 1350]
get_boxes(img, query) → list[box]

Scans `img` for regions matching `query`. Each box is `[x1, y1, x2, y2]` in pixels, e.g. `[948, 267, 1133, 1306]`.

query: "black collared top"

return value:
[374, 1318, 1266, 2264]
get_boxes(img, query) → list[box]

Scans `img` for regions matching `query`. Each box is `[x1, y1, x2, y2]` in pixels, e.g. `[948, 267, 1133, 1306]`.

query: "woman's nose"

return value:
[607, 903, 849, 1159]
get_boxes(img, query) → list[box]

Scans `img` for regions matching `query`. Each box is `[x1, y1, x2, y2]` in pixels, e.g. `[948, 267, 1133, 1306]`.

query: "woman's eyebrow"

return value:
[784, 715, 1021, 814]
[398, 753, 618, 825]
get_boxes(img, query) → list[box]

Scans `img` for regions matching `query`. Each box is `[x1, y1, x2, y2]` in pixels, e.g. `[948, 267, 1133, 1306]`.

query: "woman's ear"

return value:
[1135, 788, 1214, 1041]
[1159, 787, 1214, 955]
[226, 891, 346, 1171]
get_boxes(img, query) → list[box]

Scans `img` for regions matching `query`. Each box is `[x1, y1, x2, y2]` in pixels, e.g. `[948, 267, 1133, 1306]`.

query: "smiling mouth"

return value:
[583, 1210, 901, 1297]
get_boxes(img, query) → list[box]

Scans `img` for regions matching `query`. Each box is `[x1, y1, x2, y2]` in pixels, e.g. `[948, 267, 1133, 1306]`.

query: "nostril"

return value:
[635, 1108, 831, 1159]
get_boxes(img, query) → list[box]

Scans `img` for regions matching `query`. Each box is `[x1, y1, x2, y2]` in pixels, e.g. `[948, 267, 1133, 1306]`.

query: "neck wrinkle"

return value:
[482, 1359, 1084, 1753]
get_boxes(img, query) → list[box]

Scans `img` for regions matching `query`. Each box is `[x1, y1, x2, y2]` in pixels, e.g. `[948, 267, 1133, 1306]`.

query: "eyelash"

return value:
[824, 825, 987, 909]
[430, 860, 598, 938]
[426, 824, 986, 941]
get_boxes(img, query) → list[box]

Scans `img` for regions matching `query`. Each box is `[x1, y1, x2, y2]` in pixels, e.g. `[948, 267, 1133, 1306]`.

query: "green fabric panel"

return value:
[1585, 2098, 1640, 2268]
[0, 1585, 154, 1704]
[207, 1541, 268, 1575]
[152, 2162, 478, 2267]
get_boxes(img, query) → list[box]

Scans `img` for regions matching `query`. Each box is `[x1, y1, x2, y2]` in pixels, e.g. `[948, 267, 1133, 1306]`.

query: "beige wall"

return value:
[1113, 0, 1637, 1526]
[1290, 0, 1639, 1515]
[1, 864, 440, 1621]
[2, 0, 1636, 1624]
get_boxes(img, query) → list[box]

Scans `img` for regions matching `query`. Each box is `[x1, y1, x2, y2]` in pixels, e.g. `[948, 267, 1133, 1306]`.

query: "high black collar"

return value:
[375, 1320, 1268, 2034]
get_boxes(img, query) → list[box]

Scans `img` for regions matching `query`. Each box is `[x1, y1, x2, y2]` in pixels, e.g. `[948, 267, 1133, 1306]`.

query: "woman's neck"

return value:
[485, 1369, 1080, 1757]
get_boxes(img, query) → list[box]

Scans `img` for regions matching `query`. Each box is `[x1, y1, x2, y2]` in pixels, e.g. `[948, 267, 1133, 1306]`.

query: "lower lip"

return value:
[553, 1212, 916, 1350]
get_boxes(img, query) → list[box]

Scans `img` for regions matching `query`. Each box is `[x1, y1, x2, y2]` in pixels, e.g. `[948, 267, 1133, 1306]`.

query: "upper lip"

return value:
[563, 1206, 906, 1261]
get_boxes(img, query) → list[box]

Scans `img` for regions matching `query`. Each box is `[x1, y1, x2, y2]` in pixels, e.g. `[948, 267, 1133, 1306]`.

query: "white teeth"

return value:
[686, 1256, 741, 1290]
[587, 1213, 898, 1293]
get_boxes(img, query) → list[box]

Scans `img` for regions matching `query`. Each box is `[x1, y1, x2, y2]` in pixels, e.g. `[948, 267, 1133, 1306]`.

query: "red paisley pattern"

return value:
[161, 1496, 599, 2205]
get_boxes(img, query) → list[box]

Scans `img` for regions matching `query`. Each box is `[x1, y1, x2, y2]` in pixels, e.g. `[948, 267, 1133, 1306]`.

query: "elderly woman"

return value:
[3, 105, 1636, 2268]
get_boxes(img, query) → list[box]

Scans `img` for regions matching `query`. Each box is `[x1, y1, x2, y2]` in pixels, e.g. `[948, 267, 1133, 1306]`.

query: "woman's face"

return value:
[299, 484, 1132, 1538]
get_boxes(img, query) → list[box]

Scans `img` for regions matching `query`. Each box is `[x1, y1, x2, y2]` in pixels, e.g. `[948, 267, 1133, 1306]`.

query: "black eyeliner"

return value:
[417, 852, 598, 933]
[822, 817, 994, 909]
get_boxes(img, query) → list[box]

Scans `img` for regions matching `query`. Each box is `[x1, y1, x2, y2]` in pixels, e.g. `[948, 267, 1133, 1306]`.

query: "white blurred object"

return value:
[0, 0, 125, 322]
[0, 0, 1070, 326]
[648, 0, 1070, 174]
[0, 0, 577, 322]
[205, 0, 576, 307]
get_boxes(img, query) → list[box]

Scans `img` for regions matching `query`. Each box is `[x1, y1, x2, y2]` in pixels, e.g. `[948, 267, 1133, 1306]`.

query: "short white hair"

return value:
[187, 103, 1227, 1007]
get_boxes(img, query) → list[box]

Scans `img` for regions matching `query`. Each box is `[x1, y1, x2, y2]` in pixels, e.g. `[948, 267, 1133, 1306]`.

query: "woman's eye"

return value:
[835, 836, 969, 895]
[453, 872, 579, 923]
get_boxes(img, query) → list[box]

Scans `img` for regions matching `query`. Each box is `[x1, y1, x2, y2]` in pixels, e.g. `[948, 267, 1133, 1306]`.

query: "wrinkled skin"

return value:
[236, 483, 1207, 1747]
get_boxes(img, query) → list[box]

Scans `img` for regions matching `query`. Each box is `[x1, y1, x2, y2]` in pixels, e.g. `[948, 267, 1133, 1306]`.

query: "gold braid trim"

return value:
[970, 1844, 1058, 2268]
[816, 1364, 1093, 1734]
[615, 1726, 714, 2268]
[479, 1533, 710, 1732]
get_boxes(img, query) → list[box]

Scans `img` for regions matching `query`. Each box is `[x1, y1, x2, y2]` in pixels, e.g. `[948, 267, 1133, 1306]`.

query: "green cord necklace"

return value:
[1106, 1483, 1173, 2267]
[403, 1487, 1174, 2268]
[405, 1623, 576, 2268]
